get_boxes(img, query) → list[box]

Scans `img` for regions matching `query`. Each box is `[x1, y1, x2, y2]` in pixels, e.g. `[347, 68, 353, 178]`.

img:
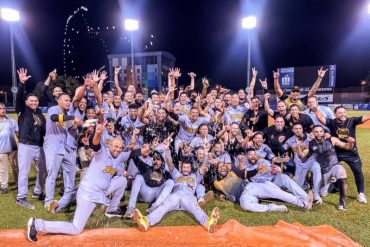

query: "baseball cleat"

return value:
[357, 193, 367, 204]
[16, 199, 35, 210]
[105, 209, 123, 218]
[27, 218, 38, 242]
[304, 191, 313, 210]
[133, 209, 149, 232]
[338, 201, 347, 211]
[205, 207, 220, 233]
[123, 207, 134, 219]
[31, 192, 45, 200]
[270, 204, 288, 212]
[47, 200, 59, 214]
[198, 191, 214, 208]
[314, 198, 323, 205]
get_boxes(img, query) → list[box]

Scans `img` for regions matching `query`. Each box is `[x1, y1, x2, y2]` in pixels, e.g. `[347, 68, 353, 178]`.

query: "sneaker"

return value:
[123, 207, 134, 219]
[133, 208, 149, 232]
[27, 218, 38, 242]
[47, 200, 59, 214]
[16, 199, 35, 210]
[304, 191, 313, 210]
[338, 202, 347, 211]
[198, 191, 215, 208]
[270, 204, 288, 212]
[32, 192, 45, 200]
[0, 187, 9, 194]
[314, 198, 323, 205]
[205, 207, 220, 233]
[357, 193, 368, 204]
[105, 209, 123, 218]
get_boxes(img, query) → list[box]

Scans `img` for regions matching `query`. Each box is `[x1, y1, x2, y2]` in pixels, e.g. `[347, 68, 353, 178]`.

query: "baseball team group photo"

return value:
[0, 1, 370, 246]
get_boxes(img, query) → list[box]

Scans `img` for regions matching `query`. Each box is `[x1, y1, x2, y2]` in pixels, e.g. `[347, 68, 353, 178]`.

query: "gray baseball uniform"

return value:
[43, 106, 78, 207]
[34, 147, 129, 235]
[145, 168, 210, 227]
[283, 135, 322, 200]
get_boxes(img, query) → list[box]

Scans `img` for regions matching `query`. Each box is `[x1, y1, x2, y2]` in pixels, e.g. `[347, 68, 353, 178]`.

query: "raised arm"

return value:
[16, 68, 32, 114]
[247, 67, 258, 102]
[273, 70, 283, 98]
[314, 108, 327, 125]
[92, 123, 105, 148]
[201, 77, 209, 98]
[91, 70, 103, 106]
[263, 93, 275, 117]
[188, 72, 196, 91]
[113, 67, 123, 97]
[307, 67, 328, 97]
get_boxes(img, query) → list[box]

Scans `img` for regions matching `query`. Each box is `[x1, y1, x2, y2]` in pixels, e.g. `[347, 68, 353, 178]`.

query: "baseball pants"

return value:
[0, 151, 18, 189]
[320, 165, 347, 197]
[17, 144, 46, 199]
[44, 148, 77, 207]
[146, 191, 209, 226]
[338, 155, 364, 193]
[127, 175, 174, 209]
[295, 160, 322, 200]
[35, 175, 127, 235]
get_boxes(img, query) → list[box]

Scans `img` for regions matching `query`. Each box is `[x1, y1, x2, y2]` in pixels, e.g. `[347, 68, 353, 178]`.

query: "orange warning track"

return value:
[0, 220, 360, 246]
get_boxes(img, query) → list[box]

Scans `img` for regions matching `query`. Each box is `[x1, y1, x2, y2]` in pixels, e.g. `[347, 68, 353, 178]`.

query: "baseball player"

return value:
[315, 106, 370, 203]
[124, 144, 174, 218]
[237, 148, 313, 210]
[281, 122, 322, 203]
[213, 161, 289, 212]
[133, 158, 220, 233]
[43, 93, 83, 209]
[0, 102, 18, 193]
[174, 107, 210, 153]
[15, 68, 47, 209]
[27, 123, 129, 241]
[303, 125, 355, 210]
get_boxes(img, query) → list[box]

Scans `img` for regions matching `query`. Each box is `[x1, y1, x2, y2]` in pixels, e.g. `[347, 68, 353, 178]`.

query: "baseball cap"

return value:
[292, 86, 300, 92]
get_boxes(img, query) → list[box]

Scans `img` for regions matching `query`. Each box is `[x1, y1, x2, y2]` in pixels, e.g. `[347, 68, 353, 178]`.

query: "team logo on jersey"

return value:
[33, 114, 42, 126]
[150, 171, 163, 182]
[336, 128, 349, 140]
[103, 166, 116, 175]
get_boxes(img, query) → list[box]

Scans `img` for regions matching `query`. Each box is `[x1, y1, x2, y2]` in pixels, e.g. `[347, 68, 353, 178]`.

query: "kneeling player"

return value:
[302, 125, 355, 210]
[27, 123, 129, 241]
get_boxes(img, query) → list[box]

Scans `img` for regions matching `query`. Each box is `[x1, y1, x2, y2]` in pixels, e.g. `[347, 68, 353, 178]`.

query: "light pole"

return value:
[124, 19, 139, 88]
[361, 80, 367, 102]
[1, 8, 20, 108]
[241, 16, 257, 88]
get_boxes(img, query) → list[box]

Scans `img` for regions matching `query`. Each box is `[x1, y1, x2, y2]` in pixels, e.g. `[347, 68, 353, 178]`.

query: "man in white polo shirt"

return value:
[0, 102, 19, 193]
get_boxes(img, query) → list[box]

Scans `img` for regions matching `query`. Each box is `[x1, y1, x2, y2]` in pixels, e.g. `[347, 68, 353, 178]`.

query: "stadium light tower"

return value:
[124, 18, 139, 87]
[241, 16, 257, 88]
[1, 8, 20, 107]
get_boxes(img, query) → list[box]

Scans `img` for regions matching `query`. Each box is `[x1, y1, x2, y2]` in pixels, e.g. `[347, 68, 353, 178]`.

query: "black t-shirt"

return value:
[273, 110, 288, 120]
[325, 117, 362, 157]
[241, 109, 268, 132]
[263, 126, 292, 155]
[285, 113, 314, 133]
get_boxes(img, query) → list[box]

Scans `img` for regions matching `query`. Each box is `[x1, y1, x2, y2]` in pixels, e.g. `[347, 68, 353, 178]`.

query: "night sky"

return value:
[1, 0, 370, 91]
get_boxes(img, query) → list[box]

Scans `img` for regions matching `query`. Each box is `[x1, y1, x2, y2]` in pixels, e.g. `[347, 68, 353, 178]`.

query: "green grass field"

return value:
[0, 111, 369, 245]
